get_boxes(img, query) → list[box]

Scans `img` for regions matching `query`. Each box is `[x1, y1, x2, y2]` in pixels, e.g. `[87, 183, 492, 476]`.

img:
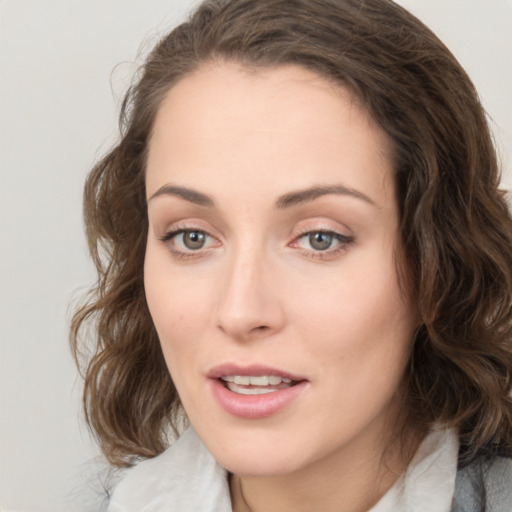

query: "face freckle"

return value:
[143, 61, 417, 480]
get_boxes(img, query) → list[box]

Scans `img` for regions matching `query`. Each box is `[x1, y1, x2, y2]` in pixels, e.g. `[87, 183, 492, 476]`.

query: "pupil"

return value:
[184, 231, 205, 250]
[309, 232, 333, 251]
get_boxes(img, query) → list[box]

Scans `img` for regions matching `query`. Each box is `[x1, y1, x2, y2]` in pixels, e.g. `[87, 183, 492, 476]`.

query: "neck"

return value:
[230, 426, 422, 512]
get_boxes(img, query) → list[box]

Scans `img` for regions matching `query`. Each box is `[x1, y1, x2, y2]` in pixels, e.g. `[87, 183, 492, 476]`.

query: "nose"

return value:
[215, 246, 286, 342]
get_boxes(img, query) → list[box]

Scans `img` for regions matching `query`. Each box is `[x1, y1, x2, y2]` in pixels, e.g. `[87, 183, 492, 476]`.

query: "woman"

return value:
[71, 0, 512, 510]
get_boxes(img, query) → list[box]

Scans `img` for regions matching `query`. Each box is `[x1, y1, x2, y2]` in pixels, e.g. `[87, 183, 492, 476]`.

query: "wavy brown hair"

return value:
[71, 0, 512, 468]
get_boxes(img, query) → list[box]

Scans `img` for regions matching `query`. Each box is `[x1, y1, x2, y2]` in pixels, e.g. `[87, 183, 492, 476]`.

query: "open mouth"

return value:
[219, 375, 299, 395]
[209, 368, 308, 418]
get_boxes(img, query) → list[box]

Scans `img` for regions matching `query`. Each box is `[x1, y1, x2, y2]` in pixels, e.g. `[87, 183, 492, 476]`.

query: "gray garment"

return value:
[452, 455, 512, 511]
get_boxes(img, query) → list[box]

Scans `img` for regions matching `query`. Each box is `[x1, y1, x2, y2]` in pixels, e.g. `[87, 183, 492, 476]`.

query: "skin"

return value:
[144, 62, 419, 512]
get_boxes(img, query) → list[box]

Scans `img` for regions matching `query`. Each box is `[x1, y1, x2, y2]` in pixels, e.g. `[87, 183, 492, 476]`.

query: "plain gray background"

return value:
[1, 1, 511, 510]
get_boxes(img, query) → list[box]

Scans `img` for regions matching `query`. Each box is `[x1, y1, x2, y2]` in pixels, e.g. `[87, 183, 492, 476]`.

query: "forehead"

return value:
[146, 62, 395, 206]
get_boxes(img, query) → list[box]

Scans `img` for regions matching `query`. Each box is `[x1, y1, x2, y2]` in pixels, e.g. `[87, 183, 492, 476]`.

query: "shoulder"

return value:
[452, 455, 512, 512]
[107, 427, 231, 512]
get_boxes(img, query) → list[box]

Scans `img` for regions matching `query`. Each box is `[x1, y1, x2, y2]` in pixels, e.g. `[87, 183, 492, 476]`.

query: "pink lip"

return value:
[207, 364, 308, 419]
[207, 363, 305, 381]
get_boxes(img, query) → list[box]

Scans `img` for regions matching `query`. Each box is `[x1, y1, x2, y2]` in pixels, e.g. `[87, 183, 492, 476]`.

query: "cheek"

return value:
[296, 250, 410, 337]
[144, 250, 211, 367]
[144, 264, 215, 416]
[294, 250, 415, 394]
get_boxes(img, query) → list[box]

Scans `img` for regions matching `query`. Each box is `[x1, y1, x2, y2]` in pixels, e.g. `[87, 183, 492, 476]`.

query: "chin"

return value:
[194, 421, 322, 477]
[216, 446, 305, 477]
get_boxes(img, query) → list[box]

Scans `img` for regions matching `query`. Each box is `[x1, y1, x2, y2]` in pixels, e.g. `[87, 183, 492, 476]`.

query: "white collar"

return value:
[369, 427, 459, 512]
[108, 427, 231, 512]
[108, 426, 458, 512]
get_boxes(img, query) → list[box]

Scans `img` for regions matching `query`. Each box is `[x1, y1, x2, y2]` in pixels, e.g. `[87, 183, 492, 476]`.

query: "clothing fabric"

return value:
[107, 427, 512, 512]
[452, 454, 512, 512]
[108, 427, 231, 512]
[367, 427, 458, 511]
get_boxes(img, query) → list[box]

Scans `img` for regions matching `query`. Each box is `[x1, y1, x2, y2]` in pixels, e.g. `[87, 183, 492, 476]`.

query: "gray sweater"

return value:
[452, 456, 512, 511]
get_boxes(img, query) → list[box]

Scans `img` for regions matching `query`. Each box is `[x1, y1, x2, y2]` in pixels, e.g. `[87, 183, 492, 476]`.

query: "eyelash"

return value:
[290, 229, 353, 260]
[158, 227, 353, 260]
[159, 227, 217, 260]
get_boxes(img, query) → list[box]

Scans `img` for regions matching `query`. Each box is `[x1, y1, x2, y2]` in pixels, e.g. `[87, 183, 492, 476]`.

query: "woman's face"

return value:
[144, 62, 418, 476]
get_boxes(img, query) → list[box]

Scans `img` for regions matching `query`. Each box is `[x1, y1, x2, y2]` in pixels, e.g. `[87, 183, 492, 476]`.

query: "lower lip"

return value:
[210, 379, 308, 419]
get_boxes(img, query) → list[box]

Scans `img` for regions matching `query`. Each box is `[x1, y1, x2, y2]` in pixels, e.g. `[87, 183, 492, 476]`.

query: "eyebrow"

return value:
[148, 185, 215, 207]
[148, 183, 376, 209]
[275, 184, 377, 209]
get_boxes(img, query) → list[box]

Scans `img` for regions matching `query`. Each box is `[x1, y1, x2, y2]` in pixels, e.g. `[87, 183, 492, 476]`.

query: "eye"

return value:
[291, 229, 353, 258]
[179, 230, 208, 250]
[307, 231, 336, 251]
[160, 228, 219, 256]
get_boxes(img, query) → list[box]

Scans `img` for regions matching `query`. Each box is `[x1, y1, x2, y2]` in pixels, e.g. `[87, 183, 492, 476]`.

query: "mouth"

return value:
[219, 375, 297, 395]
[207, 364, 308, 419]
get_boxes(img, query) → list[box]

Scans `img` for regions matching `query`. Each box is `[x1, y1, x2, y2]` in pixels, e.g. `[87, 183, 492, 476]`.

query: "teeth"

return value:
[226, 383, 278, 395]
[220, 375, 297, 395]
[220, 375, 292, 386]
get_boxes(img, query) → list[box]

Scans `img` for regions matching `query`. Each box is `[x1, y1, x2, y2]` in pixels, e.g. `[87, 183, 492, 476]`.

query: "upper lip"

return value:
[207, 363, 306, 382]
